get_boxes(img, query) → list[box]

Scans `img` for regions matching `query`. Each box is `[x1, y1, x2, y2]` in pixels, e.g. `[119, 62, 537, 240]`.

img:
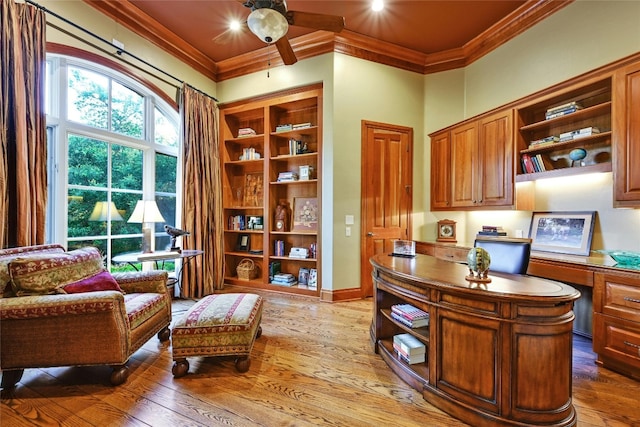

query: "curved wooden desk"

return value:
[370, 253, 580, 427]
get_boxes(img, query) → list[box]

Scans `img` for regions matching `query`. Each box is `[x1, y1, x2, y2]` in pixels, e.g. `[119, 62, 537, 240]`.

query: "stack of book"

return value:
[277, 171, 298, 182]
[237, 127, 256, 138]
[559, 126, 600, 142]
[272, 273, 297, 287]
[393, 333, 426, 364]
[275, 124, 292, 132]
[545, 101, 583, 120]
[528, 135, 559, 149]
[288, 138, 305, 155]
[293, 122, 312, 130]
[391, 304, 430, 328]
[477, 225, 507, 236]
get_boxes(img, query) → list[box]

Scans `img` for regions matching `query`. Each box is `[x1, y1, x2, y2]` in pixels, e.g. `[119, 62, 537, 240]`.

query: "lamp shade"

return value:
[128, 200, 166, 223]
[89, 201, 124, 222]
[247, 8, 288, 43]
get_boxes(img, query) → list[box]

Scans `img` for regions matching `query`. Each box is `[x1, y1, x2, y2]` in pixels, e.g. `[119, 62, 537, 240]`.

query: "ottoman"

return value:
[172, 293, 263, 377]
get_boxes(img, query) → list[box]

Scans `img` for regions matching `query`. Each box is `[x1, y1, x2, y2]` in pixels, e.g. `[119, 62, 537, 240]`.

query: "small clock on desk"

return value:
[437, 219, 457, 243]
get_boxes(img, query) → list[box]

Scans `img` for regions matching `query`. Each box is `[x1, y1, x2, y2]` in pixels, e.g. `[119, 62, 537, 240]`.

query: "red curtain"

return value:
[179, 84, 224, 297]
[0, 0, 47, 248]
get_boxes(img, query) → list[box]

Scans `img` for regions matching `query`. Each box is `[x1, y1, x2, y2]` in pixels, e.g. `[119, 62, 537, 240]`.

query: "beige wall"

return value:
[423, 0, 640, 252]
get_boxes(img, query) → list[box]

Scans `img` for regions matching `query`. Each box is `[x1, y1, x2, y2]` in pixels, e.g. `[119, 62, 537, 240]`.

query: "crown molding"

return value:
[83, 0, 572, 82]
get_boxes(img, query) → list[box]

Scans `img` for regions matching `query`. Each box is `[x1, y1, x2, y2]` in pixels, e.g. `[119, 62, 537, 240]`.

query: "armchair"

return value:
[0, 244, 172, 389]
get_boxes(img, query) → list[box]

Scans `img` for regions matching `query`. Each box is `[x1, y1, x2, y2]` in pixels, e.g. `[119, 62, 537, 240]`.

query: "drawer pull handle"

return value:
[623, 296, 640, 304]
[624, 341, 640, 357]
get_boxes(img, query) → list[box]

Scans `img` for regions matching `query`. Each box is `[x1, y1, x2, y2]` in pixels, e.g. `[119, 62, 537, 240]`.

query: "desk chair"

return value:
[474, 238, 532, 275]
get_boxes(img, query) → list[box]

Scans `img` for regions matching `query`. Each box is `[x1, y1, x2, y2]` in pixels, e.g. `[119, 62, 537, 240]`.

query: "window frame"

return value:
[46, 52, 181, 268]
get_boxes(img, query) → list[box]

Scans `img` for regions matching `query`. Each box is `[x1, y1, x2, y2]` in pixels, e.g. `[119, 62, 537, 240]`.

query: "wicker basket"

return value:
[236, 258, 259, 281]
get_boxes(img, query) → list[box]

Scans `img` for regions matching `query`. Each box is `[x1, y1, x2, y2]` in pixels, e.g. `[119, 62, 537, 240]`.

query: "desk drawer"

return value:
[593, 313, 640, 374]
[434, 246, 468, 263]
[528, 259, 593, 286]
[594, 272, 640, 321]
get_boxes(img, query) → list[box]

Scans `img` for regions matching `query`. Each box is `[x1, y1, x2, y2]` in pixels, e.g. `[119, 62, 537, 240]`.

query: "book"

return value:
[237, 127, 256, 137]
[298, 267, 310, 285]
[477, 231, 507, 236]
[275, 124, 292, 132]
[393, 333, 426, 356]
[394, 348, 426, 365]
[308, 268, 318, 289]
[391, 312, 430, 328]
[269, 261, 281, 280]
[391, 303, 429, 321]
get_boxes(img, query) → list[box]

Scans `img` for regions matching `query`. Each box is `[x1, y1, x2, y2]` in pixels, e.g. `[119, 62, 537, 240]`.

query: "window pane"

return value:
[67, 66, 108, 129]
[68, 189, 106, 238]
[155, 153, 177, 193]
[111, 192, 139, 235]
[68, 134, 108, 187]
[112, 145, 143, 191]
[68, 239, 107, 258]
[155, 108, 179, 148]
[112, 81, 144, 138]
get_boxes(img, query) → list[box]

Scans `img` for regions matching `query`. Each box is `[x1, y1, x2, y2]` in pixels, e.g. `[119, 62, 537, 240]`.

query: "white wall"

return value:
[423, 0, 640, 252]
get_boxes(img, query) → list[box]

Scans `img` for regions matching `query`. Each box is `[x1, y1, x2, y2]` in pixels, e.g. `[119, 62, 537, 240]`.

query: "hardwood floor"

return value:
[2, 287, 639, 426]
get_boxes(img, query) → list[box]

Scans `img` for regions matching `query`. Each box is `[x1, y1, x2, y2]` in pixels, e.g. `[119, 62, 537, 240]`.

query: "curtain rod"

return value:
[25, 0, 219, 103]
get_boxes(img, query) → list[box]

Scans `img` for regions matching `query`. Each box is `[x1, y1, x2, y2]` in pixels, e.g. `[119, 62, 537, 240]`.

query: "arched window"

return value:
[46, 54, 180, 270]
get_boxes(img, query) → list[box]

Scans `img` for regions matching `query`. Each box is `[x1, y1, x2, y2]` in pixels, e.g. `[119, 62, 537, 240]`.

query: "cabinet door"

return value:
[614, 60, 640, 207]
[450, 122, 478, 208]
[478, 111, 513, 207]
[430, 131, 451, 210]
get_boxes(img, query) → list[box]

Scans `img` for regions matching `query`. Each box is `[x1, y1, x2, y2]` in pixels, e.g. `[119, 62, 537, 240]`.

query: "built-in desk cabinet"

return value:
[613, 59, 640, 208]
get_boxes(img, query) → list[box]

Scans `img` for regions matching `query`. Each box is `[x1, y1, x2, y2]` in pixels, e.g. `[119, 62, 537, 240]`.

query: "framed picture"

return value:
[292, 197, 318, 232]
[236, 234, 250, 251]
[246, 215, 263, 230]
[528, 211, 596, 256]
[243, 173, 263, 207]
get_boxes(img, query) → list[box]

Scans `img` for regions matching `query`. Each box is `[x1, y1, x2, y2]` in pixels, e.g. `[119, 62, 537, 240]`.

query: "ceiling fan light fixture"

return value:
[247, 8, 288, 43]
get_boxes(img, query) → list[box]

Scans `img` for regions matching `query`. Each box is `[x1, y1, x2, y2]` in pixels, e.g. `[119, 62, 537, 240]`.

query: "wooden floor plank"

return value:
[2, 287, 640, 426]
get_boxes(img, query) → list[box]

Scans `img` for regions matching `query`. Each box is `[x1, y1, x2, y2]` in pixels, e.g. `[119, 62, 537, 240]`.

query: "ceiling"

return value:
[84, 0, 571, 81]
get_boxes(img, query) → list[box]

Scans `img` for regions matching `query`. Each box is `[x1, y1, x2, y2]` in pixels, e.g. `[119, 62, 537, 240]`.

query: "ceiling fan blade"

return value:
[275, 37, 297, 65]
[287, 10, 345, 32]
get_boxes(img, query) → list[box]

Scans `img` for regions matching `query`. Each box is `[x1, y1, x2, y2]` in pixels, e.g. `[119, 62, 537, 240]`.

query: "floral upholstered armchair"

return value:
[0, 244, 172, 389]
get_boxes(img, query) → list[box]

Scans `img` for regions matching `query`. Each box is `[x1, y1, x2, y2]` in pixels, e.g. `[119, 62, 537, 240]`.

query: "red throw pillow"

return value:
[63, 270, 124, 294]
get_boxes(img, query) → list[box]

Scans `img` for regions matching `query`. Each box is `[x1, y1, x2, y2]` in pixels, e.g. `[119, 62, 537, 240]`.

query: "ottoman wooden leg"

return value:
[172, 358, 190, 378]
[256, 325, 263, 338]
[157, 326, 171, 342]
[1, 369, 24, 389]
[235, 356, 251, 373]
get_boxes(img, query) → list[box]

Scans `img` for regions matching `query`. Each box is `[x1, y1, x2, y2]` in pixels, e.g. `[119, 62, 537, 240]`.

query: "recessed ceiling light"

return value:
[229, 19, 242, 31]
[372, 0, 384, 12]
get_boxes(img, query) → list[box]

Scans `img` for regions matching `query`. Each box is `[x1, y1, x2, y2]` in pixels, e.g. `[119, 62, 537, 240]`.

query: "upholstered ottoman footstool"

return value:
[172, 293, 263, 377]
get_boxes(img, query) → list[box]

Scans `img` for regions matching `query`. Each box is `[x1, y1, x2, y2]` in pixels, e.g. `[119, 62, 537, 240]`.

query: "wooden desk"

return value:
[370, 253, 580, 427]
[415, 241, 640, 380]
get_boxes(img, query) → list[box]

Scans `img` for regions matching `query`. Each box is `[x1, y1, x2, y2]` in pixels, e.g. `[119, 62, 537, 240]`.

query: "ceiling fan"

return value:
[238, 0, 345, 65]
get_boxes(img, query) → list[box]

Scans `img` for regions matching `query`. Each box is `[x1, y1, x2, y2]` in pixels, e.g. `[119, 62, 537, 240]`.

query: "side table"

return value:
[112, 250, 204, 297]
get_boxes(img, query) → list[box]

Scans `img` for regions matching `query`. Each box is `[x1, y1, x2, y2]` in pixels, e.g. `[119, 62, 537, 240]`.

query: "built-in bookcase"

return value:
[220, 84, 322, 296]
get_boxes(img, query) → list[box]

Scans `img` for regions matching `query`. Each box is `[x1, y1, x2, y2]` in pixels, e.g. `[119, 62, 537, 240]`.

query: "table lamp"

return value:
[128, 200, 165, 253]
[89, 201, 124, 222]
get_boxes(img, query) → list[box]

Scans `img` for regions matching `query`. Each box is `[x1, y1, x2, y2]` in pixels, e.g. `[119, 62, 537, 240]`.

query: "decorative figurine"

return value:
[274, 202, 290, 231]
[164, 225, 190, 252]
[466, 247, 492, 284]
